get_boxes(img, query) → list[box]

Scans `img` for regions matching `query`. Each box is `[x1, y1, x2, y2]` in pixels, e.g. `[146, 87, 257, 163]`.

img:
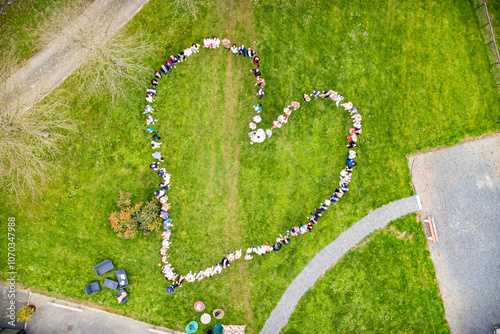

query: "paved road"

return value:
[260, 196, 421, 334]
[0, 285, 183, 334]
[409, 133, 500, 334]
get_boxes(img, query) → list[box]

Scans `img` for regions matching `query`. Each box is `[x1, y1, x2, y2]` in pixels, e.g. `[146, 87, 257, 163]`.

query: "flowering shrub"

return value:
[108, 191, 162, 239]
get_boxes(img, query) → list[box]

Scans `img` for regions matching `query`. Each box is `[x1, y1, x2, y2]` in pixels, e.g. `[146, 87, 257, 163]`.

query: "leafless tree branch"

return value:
[38, 0, 154, 103]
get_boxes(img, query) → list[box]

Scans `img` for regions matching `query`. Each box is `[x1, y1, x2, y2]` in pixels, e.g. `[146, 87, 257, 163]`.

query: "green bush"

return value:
[16, 306, 35, 322]
[108, 190, 162, 238]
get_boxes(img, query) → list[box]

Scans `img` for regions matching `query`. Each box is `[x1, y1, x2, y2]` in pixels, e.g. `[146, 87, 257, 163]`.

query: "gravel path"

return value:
[260, 196, 421, 334]
[3, 0, 150, 113]
[0, 285, 183, 334]
[408, 133, 500, 334]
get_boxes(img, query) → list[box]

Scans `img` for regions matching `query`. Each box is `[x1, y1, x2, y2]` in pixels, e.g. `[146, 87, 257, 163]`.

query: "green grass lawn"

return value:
[1, 0, 499, 333]
[282, 214, 449, 334]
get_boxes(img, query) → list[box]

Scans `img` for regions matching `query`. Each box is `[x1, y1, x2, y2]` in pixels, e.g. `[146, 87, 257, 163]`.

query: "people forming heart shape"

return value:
[143, 37, 364, 293]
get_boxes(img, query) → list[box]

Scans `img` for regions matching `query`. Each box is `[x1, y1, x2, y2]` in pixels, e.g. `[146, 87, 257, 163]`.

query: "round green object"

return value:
[213, 323, 223, 334]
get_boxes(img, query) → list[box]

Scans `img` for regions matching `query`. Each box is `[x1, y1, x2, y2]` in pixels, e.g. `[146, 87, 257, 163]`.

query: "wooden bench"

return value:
[424, 215, 439, 243]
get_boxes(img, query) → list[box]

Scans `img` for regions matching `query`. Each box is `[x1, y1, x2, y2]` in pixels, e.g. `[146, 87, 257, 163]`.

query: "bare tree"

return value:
[0, 0, 154, 198]
[0, 87, 76, 199]
[0, 45, 75, 199]
[38, 0, 154, 102]
[73, 33, 154, 103]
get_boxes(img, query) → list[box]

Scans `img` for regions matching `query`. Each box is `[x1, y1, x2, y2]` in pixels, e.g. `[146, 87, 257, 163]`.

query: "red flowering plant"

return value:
[108, 191, 161, 239]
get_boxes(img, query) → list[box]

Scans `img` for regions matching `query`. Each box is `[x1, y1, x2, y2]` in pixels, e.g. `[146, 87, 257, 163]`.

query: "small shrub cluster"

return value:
[108, 190, 162, 238]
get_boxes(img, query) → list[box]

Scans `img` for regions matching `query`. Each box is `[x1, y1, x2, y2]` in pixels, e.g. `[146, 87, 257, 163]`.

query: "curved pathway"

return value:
[260, 195, 422, 334]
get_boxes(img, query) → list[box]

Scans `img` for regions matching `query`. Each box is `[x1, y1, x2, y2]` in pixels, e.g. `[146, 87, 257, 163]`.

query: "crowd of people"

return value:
[141, 37, 363, 292]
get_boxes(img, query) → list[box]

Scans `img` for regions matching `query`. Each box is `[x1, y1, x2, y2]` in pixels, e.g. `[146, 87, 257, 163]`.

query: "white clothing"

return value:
[162, 230, 171, 240]
[152, 152, 162, 160]
[335, 95, 344, 107]
[341, 175, 352, 183]
[341, 102, 353, 110]
[185, 272, 195, 282]
[235, 249, 242, 259]
[146, 116, 156, 125]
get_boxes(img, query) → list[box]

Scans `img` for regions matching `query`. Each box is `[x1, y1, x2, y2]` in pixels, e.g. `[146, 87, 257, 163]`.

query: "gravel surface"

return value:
[408, 133, 500, 334]
[260, 196, 420, 334]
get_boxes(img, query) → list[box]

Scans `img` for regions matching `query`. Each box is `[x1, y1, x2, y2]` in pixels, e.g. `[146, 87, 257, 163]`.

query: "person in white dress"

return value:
[185, 271, 196, 283]
[250, 128, 266, 144]
[234, 249, 242, 260]
[212, 36, 220, 48]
